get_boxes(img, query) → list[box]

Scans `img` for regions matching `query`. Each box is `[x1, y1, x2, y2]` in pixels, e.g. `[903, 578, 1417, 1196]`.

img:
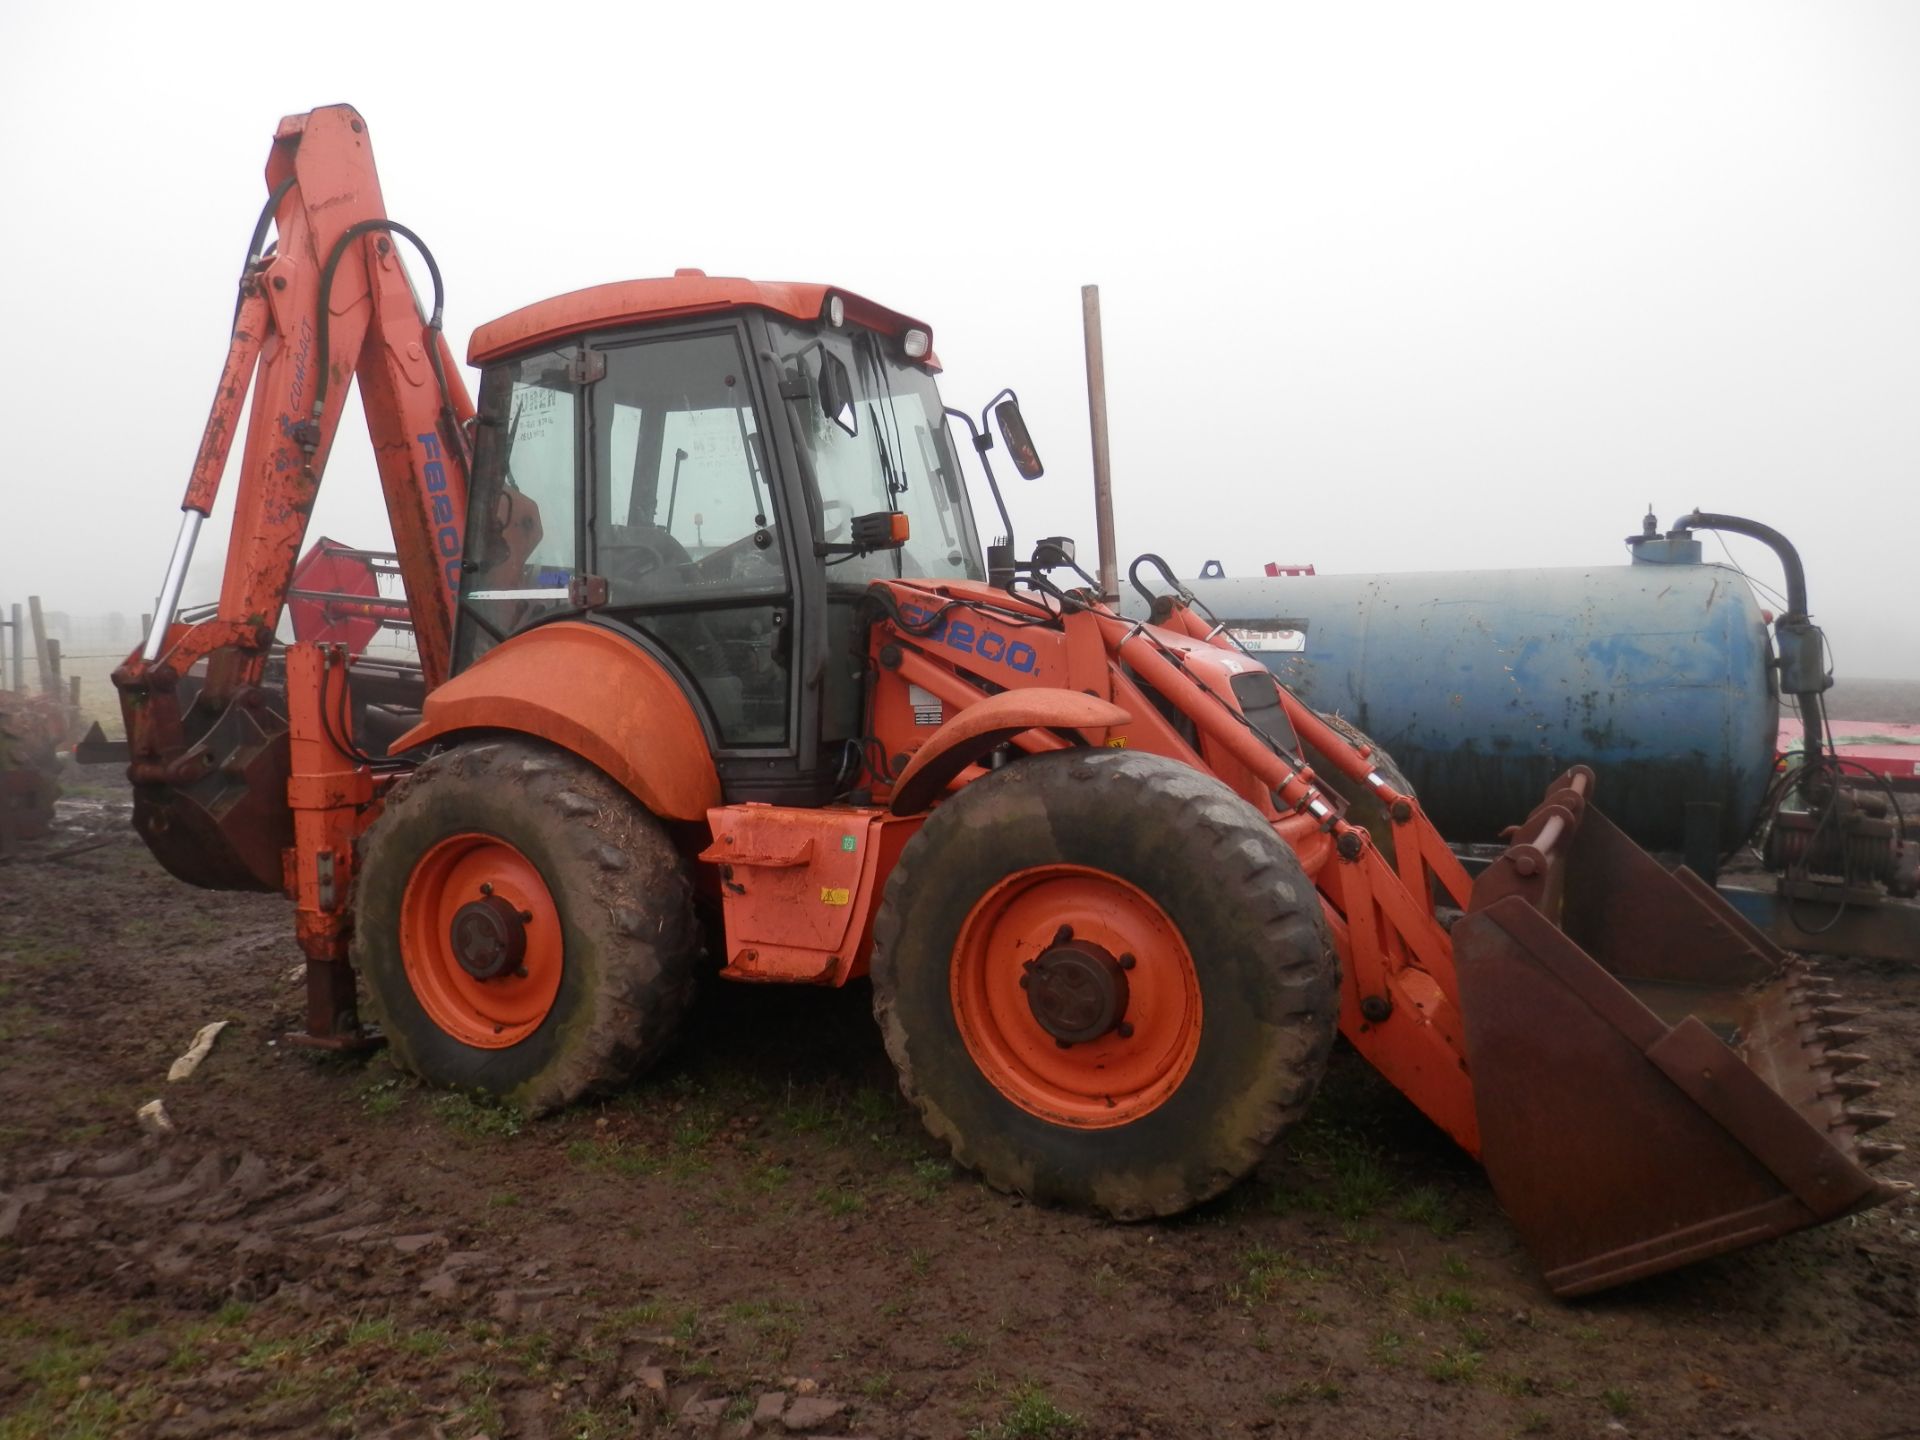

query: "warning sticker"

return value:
[908, 685, 943, 726]
[820, 887, 851, 906]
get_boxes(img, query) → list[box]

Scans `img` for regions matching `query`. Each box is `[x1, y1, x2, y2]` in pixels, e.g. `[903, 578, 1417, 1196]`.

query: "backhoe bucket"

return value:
[1451, 768, 1906, 1297]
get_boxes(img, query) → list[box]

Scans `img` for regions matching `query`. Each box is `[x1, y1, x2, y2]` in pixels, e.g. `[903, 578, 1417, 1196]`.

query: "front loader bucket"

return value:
[1452, 768, 1907, 1297]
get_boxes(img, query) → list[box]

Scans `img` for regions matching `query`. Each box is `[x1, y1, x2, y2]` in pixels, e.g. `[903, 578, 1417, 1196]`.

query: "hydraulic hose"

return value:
[308, 219, 462, 468]
[233, 174, 298, 326]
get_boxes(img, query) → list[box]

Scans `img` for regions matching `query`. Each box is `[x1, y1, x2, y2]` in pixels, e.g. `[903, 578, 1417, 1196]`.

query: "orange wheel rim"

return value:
[950, 864, 1201, 1128]
[399, 832, 563, 1049]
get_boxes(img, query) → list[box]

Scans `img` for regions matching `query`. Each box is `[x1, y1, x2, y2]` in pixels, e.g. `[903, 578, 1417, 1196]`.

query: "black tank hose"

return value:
[1673, 510, 1809, 618]
[1673, 509, 1824, 765]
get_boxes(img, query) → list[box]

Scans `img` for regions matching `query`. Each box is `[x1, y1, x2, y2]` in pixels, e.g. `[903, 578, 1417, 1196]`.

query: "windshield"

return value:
[452, 348, 578, 671]
[767, 319, 983, 585]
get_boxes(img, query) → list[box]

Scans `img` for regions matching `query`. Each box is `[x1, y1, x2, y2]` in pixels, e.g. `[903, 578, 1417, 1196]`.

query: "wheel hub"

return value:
[449, 894, 529, 981]
[1022, 939, 1131, 1045]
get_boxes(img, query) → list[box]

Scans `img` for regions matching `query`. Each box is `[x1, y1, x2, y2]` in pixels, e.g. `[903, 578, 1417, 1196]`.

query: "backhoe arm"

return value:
[129, 103, 470, 702]
[114, 105, 472, 896]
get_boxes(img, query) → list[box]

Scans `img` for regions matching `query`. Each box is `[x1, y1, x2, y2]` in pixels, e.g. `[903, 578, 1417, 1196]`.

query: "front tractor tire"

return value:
[351, 738, 698, 1114]
[871, 749, 1339, 1219]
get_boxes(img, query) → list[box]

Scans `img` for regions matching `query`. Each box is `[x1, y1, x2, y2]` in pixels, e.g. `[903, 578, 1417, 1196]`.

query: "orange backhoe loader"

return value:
[113, 106, 1905, 1297]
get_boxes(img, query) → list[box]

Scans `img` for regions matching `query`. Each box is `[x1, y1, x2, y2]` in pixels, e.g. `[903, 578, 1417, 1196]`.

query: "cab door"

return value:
[585, 325, 798, 756]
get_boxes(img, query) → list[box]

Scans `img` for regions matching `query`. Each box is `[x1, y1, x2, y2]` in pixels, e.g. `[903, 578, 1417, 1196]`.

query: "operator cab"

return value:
[455, 273, 990, 804]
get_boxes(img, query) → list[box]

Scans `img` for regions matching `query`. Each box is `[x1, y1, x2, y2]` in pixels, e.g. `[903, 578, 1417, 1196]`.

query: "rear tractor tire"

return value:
[351, 738, 698, 1114]
[870, 749, 1339, 1219]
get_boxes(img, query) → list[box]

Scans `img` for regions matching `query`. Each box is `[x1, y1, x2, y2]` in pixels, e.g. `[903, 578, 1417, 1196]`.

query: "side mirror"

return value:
[821, 353, 857, 436]
[994, 398, 1043, 480]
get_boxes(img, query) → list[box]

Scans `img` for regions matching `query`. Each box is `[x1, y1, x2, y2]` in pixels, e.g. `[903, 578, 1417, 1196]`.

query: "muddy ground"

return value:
[0, 780, 1915, 1440]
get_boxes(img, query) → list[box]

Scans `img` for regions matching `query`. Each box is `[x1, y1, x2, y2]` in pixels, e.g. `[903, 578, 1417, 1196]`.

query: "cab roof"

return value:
[468, 270, 938, 368]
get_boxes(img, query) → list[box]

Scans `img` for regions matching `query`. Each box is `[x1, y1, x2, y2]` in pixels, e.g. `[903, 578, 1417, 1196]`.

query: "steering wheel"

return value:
[604, 525, 695, 588]
[695, 524, 781, 580]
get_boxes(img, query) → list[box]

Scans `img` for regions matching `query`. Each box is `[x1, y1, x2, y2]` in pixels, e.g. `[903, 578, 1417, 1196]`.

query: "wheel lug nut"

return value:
[1055, 1036, 1074, 1049]
[519, 909, 534, 924]
[1117, 1021, 1134, 1039]
[1018, 975, 1030, 990]
[1052, 925, 1073, 946]
[479, 882, 493, 896]
[1118, 953, 1135, 970]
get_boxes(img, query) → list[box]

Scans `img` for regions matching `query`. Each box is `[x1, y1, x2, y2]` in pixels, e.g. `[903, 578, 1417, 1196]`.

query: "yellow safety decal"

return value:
[1105, 737, 1129, 748]
[820, 887, 851, 906]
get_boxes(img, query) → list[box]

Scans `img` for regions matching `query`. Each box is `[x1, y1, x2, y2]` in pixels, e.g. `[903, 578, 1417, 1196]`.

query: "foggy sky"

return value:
[3, 1, 1916, 677]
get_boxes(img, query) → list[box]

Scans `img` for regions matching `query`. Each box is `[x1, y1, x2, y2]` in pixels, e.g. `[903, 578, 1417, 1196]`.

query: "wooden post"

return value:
[1081, 285, 1120, 602]
[7, 604, 20, 693]
[46, 638, 63, 693]
[27, 596, 51, 695]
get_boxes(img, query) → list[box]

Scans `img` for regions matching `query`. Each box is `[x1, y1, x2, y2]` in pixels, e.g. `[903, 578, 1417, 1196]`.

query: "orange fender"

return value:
[889, 689, 1130, 814]
[390, 621, 719, 821]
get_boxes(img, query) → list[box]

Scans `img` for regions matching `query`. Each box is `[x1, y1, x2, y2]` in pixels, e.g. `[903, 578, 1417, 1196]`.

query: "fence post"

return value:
[27, 596, 51, 694]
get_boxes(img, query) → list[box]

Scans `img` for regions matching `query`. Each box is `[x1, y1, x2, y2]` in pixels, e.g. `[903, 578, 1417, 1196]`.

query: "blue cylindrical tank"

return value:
[1165, 550, 1778, 851]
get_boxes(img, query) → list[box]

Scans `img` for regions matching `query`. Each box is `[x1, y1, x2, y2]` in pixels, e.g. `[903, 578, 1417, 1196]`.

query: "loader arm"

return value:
[1138, 588, 1907, 1294]
[864, 575, 1905, 1294]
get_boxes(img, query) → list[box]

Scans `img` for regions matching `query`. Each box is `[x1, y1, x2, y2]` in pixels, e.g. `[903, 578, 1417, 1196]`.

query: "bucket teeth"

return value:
[1817, 1025, 1871, 1046]
[1804, 973, 1835, 985]
[1804, 990, 1845, 1006]
[1842, 1107, 1896, 1133]
[1813, 1005, 1869, 1024]
[1856, 1140, 1906, 1167]
[1825, 1051, 1873, 1074]
[1829, 1076, 1883, 1099]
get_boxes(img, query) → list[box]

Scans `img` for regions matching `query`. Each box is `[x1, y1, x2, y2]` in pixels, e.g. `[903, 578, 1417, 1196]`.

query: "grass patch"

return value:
[595, 1302, 668, 1338]
[566, 1136, 662, 1177]
[431, 1092, 524, 1139]
[359, 1074, 411, 1118]
[456, 1366, 505, 1435]
[1268, 1377, 1343, 1406]
[1424, 1345, 1483, 1385]
[910, 1156, 953, 1198]
[745, 1162, 791, 1193]
[969, 1382, 1082, 1439]
[814, 1184, 867, 1217]
[1263, 1115, 1397, 1220]
[1230, 1243, 1311, 1305]
[1408, 1287, 1476, 1319]
[1601, 1386, 1633, 1417]
[1398, 1185, 1465, 1238]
